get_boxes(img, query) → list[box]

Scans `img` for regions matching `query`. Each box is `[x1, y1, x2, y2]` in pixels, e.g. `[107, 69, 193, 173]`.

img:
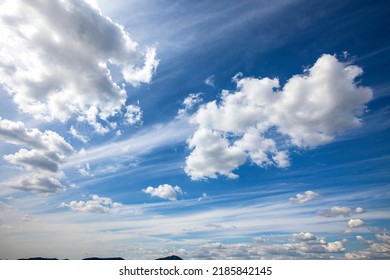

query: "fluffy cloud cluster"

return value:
[60, 194, 123, 213]
[143, 184, 183, 201]
[181, 232, 346, 259]
[124, 104, 143, 126]
[0, 0, 158, 133]
[0, 118, 74, 193]
[185, 54, 373, 179]
[292, 232, 317, 242]
[289, 190, 320, 204]
[346, 233, 390, 259]
[318, 206, 365, 217]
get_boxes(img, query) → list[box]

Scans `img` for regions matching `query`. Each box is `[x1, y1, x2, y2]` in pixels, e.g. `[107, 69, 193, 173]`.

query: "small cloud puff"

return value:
[204, 75, 215, 87]
[347, 219, 365, 228]
[60, 194, 123, 214]
[289, 191, 320, 204]
[143, 184, 183, 201]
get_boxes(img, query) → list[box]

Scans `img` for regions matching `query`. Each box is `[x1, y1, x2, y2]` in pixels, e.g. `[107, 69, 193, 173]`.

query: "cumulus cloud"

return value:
[124, 104, 143, 125]
[185, 128, 246, 179]
[6, 174, 65, 193]
[347, 218, 365, 228]
[182, 233, 346, 260]
[289, 190, 320, 204]
[375, 233, 390, 244]
[318, 206, 352, 217]
[0, 0, 158, 133]
[356, 235, 374, 244]
[60, 194, 123, 213]
[0, 118, 74, 193]
[0, 118, 74, 156]
[177, 93, 203, 117]
[253, 237, 266, 243]
[142, 184, 183, 201]
[355, 207, 365, 214]
[185, 54, 373, 179]
[0, 119, 74, 167]
[292, 232, 317, 242]
[346, 234, 390, 259]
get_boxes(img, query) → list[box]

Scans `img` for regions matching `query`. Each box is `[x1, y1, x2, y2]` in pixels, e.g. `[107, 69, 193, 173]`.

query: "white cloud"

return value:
[355, 207, 365, 214]
[347, 218, 365, 228]
[21, 214, 39, 222]
[292, 232, 317, 242]
[64, 118, 194, 168]
[0, 225, 13, 230]
[78, 163, 91, 177]
[318, 206, 352, 217]
[185, 54, 373, 179]
[325, 241, 345, 253]
[69, 126, 89, 143]
[185, 128, 246, 179]
[205, 75, 215, 87]
[356, 235, 374, 244]
[177, 93, 203, 117]
[375, 234, 390, 244]
[4, 149, 60, 173]
[272, 150, 290, 168]
[143, 184, 183, 201]
[124, 104, 142, 125]
[60, 194, 123, 213]
[345, 237, 390, 259]
[181, 233, 346, 260]
[0, 0, 158, 133]
[253, 237, 266, 243]
[0, 118, 74, 156]
[0, 201, 11, 209]
[198, 193, 207, 202]
[289, 190, 320, 204]
[6, 174, 65, 194]
[0, 118, 74, 193]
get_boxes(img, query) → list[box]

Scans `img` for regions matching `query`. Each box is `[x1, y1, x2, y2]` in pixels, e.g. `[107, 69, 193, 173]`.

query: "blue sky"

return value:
[0, 0, 389, 259]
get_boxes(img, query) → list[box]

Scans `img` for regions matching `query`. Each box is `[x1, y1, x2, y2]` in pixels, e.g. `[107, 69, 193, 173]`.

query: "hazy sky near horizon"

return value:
[0, 0, 389, 259]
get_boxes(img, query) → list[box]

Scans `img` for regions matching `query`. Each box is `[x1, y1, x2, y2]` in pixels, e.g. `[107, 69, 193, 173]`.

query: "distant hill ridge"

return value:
[17, 255, 182, 260]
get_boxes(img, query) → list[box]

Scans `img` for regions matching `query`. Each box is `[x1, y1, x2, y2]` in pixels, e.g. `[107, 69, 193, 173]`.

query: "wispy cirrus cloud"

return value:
[63, 118, 194, 169]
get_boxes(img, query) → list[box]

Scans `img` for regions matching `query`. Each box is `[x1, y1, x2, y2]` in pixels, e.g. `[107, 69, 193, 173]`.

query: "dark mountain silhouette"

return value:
[18, 257, 60, 260]
[17, 255, 182, 260]
[82, 257, 124, 260]
[156, 255, 183, 260]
